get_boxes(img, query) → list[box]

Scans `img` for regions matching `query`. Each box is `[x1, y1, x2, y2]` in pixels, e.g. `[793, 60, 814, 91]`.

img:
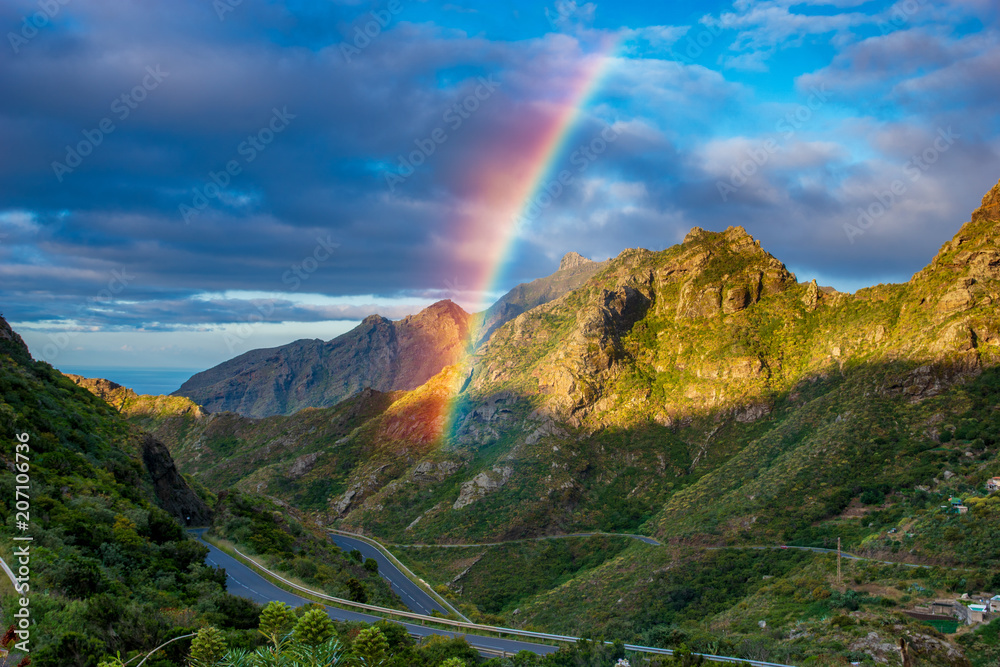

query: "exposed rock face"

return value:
[287, 452, 320, 479]
[801, 279, 820, 311]
[474, 252, 606, 346]
[174, 300, 472, 418]
[453, 466, 513, 509]
[723, 286, 750, 314]
[412, 460, 460, 483]
[559, 251, 593, 272]
[140, 433, 212, 525]
[656, 226, 796, 320]
[66, 374, 128, 402]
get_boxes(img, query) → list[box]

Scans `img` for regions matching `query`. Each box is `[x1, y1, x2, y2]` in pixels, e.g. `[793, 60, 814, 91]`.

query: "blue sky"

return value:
[1, 0, 998, 373]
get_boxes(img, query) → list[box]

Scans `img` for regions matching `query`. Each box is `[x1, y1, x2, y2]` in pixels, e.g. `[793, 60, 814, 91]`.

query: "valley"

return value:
[49, 178, 1000, 666]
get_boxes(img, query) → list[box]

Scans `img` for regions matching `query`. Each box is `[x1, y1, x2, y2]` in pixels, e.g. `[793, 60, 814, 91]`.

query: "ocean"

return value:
[59, 366, 203, 396]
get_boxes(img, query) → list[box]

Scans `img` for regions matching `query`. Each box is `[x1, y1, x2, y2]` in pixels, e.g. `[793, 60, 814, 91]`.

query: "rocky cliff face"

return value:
[174, 299, 472, 418]
[475, 226, 798, 425]
[140, 433, 213, 524]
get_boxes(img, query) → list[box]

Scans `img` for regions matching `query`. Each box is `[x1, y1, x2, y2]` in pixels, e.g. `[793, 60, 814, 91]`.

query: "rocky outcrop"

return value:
[140, 433, 212, 525]
[287, 452, 320, 479]
[174, 300, 472, 418]
[559, 251, 593, 272]
[657, 226, 796, 320]
[412, 459, 461, 483]
[453, 466, 513, 509]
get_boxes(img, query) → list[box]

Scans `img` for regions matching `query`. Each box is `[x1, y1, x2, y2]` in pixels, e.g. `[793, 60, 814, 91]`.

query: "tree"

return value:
[258, 601, 296, 647]
[440, 659, 466, 667]
[293, 609, 336, 647]
[347, 578, 368, 603]
[352, 626, 389, 666]
[189, 626, 227, 666]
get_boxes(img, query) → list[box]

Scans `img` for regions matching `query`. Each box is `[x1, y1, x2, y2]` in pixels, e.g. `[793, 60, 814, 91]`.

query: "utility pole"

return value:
[837, 537, 842, 587]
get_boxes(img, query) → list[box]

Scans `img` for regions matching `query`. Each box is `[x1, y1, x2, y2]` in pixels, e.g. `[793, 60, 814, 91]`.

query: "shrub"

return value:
[294, 609, 336, 647]
[353, 626, 389, 665]
[259, 600, 296, 646]
[189, 626, 227, 666]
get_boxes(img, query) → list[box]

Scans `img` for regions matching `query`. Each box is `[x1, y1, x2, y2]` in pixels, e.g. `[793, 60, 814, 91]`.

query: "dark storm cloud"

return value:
[1, 0, 998, 341]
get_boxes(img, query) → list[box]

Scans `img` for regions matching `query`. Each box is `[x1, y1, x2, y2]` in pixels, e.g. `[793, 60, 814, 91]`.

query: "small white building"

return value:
[990, 595, 1000, 613]
[987, 477, 1000, 492]
[968, 604, 988, 624]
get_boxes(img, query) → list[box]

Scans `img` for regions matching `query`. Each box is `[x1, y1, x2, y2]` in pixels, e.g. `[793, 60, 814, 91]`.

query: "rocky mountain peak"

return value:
[176, 299, 473, 417]
[406, 299, 468, 323]
[559, 251, 594, 272]
[975, 177, 1000, 222]
[915, 178, 1000, 287]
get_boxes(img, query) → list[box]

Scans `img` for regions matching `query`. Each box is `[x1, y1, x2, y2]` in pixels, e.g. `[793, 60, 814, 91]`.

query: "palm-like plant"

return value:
[287, 638, 349, 666]
[217, 648, 254, 667]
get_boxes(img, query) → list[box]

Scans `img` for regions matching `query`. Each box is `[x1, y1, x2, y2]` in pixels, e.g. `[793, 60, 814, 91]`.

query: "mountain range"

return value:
[35, 176, 1000, 666]
[173, 252, 603, 418]
[132, 178, 1000, 547]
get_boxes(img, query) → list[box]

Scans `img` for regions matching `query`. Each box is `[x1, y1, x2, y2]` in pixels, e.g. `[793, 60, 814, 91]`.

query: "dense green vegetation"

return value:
[96, 600, 732, 667]
[395, 536, 635, 620]
[0, 335, 255, 667]
[0, 322, 401, 666]
[209, 491, 400, 608]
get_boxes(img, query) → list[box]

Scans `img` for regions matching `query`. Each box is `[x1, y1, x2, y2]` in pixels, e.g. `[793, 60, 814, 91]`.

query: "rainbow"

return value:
[436, 37, 621, 440]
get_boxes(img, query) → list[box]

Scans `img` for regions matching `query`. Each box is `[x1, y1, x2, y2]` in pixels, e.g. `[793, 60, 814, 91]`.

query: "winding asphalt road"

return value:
[329, 533, 450, 617]
[197, 534, 557, 657]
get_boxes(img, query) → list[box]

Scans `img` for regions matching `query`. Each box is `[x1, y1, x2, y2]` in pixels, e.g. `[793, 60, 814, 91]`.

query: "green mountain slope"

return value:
[0, 316, 398, 667]
[0, 316, 226, 666]
[106, 178, 1000, 666]
[474, 251, 606, 347]
[137, 179, 1000, 554]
